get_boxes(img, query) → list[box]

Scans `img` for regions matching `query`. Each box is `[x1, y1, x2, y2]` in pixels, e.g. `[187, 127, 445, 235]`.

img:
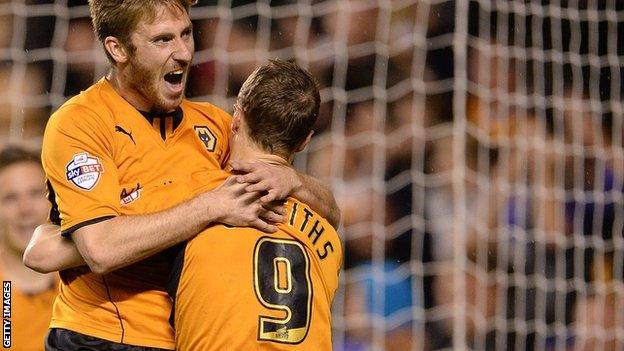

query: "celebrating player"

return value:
[24, 1, 338, 350]
[169, 59, 342, 351]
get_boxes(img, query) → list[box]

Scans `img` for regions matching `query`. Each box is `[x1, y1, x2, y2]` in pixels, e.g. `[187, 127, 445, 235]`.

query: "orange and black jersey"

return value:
[168, 170, 343, 351]
[41, 78, 232, 349]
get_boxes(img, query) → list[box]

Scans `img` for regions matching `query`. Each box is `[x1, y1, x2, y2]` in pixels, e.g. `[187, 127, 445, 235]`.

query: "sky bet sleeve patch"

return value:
[66, 152, 104, 191]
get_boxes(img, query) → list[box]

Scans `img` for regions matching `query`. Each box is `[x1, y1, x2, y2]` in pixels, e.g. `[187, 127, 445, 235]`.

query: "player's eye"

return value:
[0, 193, 17, 206]
[153, 35, 172, 43]
[29, 188, 45, 198]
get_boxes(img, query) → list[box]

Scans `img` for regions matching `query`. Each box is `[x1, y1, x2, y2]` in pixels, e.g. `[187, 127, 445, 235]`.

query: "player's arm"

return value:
[230, 160, 341, 227]
[24, 178, 282, 274]
[290, 171, 340, 226]
[72, 177, 282, 274]
[23, 223, 85, 273]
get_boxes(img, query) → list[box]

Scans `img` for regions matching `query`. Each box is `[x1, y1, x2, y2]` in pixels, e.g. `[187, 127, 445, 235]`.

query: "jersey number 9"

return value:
[253, 237, 312, 344]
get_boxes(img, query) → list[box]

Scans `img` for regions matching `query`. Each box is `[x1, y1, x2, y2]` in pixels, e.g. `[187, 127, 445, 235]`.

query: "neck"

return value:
[0, 244, 55, 294]
[106, 68, 154, 112]
[230, 142, 292, 168]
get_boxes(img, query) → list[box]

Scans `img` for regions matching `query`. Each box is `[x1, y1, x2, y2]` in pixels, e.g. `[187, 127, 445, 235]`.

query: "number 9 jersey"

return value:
[168, 171, 343, 350]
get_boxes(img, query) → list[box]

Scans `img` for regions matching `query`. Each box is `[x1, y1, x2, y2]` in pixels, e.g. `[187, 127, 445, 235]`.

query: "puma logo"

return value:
[115, 125, 136, 145]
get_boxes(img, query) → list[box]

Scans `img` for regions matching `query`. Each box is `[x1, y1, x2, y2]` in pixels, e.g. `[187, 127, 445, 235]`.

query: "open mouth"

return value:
[164, 69, 184, 85]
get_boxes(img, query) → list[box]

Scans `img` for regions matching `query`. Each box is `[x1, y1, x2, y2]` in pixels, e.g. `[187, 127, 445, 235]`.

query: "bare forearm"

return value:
[23, 224, 86, 273]
[75, 192, 217, 274]
[293, 171, 341, 227]
[75, 176, 280, 275]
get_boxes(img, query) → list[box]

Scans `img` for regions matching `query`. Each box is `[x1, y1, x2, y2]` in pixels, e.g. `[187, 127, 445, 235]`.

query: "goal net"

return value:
[3, 0, 624, 350]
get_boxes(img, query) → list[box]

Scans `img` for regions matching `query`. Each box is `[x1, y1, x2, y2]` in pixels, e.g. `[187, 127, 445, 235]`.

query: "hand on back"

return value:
[230, 160, 300, 203]
[207, 175, 286, 233]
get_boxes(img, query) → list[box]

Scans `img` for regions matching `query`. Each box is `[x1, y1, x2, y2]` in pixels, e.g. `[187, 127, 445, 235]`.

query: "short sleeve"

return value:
[42, 104, 121, 236]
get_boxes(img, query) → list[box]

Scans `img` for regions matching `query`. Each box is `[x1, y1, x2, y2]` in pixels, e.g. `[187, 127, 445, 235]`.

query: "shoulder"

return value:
[43, 83, 117, 154]
[286, 197, 337, 232]
[46, 102, 113, 143]
[182, 100, 232, 126]
[48, 82, 115, 132]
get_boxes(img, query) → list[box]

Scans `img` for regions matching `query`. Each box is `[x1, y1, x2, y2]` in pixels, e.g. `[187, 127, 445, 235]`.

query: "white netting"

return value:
[2, 0, 624, 350]
[453, 1, 624, 351]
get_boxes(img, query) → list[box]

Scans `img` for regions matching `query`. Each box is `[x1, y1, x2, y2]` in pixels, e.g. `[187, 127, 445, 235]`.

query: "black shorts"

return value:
[45, 328, 172, 351]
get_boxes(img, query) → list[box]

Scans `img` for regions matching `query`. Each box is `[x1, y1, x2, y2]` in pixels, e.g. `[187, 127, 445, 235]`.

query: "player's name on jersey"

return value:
[286, 201, 336, 261]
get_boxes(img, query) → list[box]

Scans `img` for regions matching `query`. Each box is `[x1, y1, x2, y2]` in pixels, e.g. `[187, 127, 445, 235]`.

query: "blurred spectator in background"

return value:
[0, 3, 13, 50]
[432, 240, 501, 350]
[573, 252, 624, 351]
[0, 145, 56, 351]
[342, 261, 422, 351]
[574, 288, 623, 351]
[558, 87, 621, 241]
[0, 63, 49, 141]
[63, 17, 99, 97]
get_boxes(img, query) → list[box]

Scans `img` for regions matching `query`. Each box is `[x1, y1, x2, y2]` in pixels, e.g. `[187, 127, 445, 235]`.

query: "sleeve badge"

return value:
[65, 152, 104, 191]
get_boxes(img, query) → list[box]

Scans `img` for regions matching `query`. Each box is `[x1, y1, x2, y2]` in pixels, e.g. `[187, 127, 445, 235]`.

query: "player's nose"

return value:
[172, 37, 193, 63]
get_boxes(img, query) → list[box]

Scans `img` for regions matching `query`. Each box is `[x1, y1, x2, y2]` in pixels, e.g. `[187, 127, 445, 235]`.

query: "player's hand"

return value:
[229, 160, 301, 203]
[208, 176, 286, 233]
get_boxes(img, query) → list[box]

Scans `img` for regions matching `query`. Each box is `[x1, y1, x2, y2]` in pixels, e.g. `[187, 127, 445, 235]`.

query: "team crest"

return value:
[194, 126, 216, 152]
[65, 152, 104, 191]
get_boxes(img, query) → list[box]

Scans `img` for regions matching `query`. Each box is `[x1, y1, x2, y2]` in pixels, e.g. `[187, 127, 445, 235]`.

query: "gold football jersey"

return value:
[42, 78, 232, 349]
[171, 171, 342, 351]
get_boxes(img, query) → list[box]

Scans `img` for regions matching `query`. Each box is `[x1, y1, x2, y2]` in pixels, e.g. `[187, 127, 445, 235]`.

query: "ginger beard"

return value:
[125, 51, 189, 113]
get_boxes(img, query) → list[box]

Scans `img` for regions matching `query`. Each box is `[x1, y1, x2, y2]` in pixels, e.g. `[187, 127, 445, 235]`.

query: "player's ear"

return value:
[231, 113, 241, 135]
[104, 36, 130, 64]
[295, 130, 314, 153]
